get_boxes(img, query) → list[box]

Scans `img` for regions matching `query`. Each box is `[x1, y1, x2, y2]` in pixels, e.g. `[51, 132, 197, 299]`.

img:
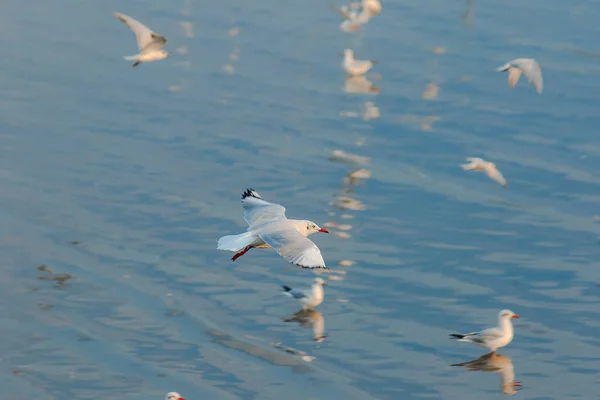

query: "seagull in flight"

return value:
[114, 12, 170, 67]
[217, 189, 329, 269]
[496, 58, 543, 94]
[461, 157, 508, 188]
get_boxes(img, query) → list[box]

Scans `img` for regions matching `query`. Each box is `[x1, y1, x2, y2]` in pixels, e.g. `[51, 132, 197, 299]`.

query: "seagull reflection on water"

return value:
[284, 309, 327, 342]
[344, 76, 381, 94]
[451, 352, 522, 395]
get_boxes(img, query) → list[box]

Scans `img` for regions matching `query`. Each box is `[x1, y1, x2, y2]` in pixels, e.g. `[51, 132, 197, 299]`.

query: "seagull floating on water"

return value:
[341, 49, 376, 76]
[461, 157, 508, 188]
[165, 392, 185, 400]
[217, 189, 329, 269]
[114, 12, 169, 67]
[282, 277, 327, 310]
[450, 309, 520, 353]
[496, 58, 543, 94]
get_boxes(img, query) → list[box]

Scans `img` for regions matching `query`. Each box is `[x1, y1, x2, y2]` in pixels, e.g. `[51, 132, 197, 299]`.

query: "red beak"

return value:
[512, 314, 520, 319]
[318, 228, 329, 233]
[178, 398, 185, 400]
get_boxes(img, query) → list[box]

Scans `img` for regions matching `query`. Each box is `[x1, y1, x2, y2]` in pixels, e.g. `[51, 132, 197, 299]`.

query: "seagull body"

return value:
[452, 353, 521, 395]
[496, 58, 543, 94]
[114, 12, 169, 67]
[217, 189, 329, 269]
[461, 157, 508, 188]
[450, 309, 520, 353]
[342, 49, 376, 76]
[165, 392, 185, 400]
[282, 278, 327, 310]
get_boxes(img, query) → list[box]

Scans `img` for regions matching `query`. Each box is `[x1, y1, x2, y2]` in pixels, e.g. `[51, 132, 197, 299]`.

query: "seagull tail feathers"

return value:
[123, 55, 139, 61]
[217, 232, 255, 252]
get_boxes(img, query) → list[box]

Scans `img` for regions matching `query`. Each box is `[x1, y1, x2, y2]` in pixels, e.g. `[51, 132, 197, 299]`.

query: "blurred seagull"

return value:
[217, 189, 329, 269]
[496, 58, 543, 94]
[461, 157, 508, 188]
[282, 278, 327, 310]
[450, 309, 520, 353]
[341, 49, 376, 76]
[114, 12, 169, 67]
[165, 392, 185, 400]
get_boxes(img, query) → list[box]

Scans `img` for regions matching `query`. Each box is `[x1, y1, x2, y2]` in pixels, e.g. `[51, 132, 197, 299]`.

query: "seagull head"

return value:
[314, 277, 327, 287]
[340, 48, 353, 58]
[165, 392, 184, 400]
[305, 221, 329, 236]
[499, 309, 519, 320]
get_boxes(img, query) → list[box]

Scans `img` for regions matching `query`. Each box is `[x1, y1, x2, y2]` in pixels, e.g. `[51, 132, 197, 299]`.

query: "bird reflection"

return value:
[463, 0, 475, 29]
[284, 310, 327, 342]
[344, 76, 381, 94]
[451, 352, 522, 395]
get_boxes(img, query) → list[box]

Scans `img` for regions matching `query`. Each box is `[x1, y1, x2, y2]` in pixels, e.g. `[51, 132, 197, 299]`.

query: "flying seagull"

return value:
[114, 12, 170, 67]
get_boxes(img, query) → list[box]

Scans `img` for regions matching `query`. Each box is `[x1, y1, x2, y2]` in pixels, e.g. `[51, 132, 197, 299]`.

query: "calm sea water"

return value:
[1, 0, 600, 398]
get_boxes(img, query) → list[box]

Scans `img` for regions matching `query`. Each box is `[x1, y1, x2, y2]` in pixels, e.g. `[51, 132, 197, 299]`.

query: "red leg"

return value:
[232, 246, 251, 262]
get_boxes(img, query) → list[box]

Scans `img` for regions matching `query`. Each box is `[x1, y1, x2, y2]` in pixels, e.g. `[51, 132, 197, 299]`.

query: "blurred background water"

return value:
[1, 0, 600, 398]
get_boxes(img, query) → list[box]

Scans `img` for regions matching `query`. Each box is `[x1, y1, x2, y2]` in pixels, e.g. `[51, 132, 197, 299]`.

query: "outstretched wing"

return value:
[513, 59, 543, 94]
[241, 189, 287, 228]
[114, 12, 166, 52]
[259, 222, 327, 269]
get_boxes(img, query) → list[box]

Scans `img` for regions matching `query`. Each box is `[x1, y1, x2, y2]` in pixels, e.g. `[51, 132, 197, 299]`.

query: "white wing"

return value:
[507, 67, 522, 88]
[288, 288, 309, 299]
[259, 222, 327, 269]
[114, 12, 167, 53]
[512, 58, 543, 94]
[477, 327, 505, 343]
[240, 189, 287, 228]
[485, 166, 508, 187]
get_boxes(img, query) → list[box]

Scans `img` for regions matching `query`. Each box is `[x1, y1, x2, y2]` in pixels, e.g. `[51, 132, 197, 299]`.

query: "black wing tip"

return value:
[282, 285, 293, 292]
[295, 263, 329, 270]
[241, 188, 262, 200]
[449, 334, 464, 339]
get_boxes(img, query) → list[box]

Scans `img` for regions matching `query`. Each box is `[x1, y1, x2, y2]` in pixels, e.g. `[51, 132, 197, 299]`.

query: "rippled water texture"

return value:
[1, 0, 600, 398]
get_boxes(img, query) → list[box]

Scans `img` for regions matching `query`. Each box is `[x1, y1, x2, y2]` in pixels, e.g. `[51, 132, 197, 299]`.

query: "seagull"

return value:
[450, 309, 520, 353]
[165, 392, 185, 400]
[496, 58, 543, 94]
[114, 12, 169, 67]
[461, 157, 508, 188]
[341, 49, 376, 76]
[282, 277, 327, 310]
[452, 353, 522, 395]
[217, 189, 329, 269]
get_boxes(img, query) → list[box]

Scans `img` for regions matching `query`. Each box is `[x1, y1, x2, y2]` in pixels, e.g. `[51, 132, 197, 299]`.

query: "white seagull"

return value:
[217, 189, 329, 269]
[341, 49, 376, 76]
[450, 309, 520, 353]
[496, 58, 543, 94]
[282, 277, 327, 310]
[461, 157, 508, 188]
[165, 392, 185, 400]
[114, 12, 170, 67]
